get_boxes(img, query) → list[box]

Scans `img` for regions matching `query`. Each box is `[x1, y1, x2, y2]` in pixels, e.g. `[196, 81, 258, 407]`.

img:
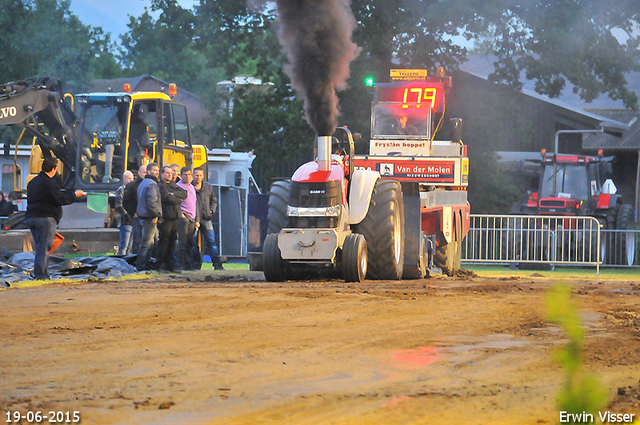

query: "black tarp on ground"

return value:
[0, 247, 139, 286]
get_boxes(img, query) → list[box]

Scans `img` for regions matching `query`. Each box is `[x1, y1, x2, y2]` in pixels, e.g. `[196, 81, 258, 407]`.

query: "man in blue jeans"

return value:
[115, 170, 134, 255]
[157, 166, 187, 272]
[135, 163, 162, 271]
[123, 164, 146, 254]
[193, 167, 224, 270]
[25, 157, 85, 280]
[176, 167, 200, 270]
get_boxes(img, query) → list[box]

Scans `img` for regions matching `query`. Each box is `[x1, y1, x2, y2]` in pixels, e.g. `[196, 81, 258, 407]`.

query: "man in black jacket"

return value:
[193, 167, 224, 270]
[156, 166, 187, 272]
[115, 171, 134, 255]
[123, 164, 146, 254]
[135, 163, 161, 271]
[25, 157, 85, 279]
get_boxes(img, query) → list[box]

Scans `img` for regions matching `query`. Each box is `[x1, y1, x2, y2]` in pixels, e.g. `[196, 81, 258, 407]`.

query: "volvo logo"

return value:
[0, 106, 18, 119]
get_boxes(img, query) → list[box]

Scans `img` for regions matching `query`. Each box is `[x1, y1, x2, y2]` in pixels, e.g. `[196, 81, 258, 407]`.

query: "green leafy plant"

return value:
[546, 284, 608, 422]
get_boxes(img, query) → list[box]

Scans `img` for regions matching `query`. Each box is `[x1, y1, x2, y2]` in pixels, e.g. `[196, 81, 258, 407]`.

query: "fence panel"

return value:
[600, 228, 640, 267]
[462, 214, 639, 273]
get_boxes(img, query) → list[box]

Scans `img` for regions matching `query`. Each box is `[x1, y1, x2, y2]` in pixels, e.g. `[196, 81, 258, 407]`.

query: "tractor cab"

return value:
[536, 153, 609, 216]
[372, 102, 431, 139]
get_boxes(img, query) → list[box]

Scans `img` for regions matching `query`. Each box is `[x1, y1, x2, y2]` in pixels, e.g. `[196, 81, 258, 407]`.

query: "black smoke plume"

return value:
[275, 0, 360, 136]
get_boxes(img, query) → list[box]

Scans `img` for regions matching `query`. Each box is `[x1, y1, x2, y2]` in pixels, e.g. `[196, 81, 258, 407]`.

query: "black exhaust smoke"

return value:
[274, 0, 360, 136]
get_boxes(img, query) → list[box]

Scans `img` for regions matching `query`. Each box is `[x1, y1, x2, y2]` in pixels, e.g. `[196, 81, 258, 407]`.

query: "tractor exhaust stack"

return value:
[317, 135, 332, 171]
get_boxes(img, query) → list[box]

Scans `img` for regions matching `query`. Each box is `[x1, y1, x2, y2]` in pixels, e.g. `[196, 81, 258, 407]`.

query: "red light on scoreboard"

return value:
[377, 84, 443, 111]
[401, 87, 437, 109]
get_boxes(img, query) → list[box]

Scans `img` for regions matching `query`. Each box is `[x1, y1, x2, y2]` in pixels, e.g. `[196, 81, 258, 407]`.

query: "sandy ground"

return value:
[1, 270, 639, 425]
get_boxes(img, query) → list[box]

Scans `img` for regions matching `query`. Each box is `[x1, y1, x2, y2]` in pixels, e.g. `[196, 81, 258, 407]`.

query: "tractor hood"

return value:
[292, 159, 344, 184]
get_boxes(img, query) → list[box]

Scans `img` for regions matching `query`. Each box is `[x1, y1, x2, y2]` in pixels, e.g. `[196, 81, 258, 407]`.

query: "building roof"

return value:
[459, 54, 640, 110]
[459, 54, 636, 148]
[582, 109, 640, 150]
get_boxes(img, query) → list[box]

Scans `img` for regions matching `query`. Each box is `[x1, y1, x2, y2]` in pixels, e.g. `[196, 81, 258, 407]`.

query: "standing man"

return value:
[115, 170, 134, 255]
[25, 157, 85, 280]
[156, 166, 187, 272]
[176, 167, 199, 270]
[193, 167, 224, 270]
[123, 164, 146, 254]
[170, 163, 181, 183]
[136, 163, 162, 271]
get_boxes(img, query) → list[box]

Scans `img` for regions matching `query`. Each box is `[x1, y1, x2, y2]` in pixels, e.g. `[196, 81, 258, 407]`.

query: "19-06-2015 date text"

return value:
[5, 411, 80, 423]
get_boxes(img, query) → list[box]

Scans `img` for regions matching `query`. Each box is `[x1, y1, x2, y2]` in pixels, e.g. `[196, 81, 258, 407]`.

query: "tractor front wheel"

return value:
[342, 233, 367, 283]
[263, 233, 287, 282]
[435, 219, 462, 276]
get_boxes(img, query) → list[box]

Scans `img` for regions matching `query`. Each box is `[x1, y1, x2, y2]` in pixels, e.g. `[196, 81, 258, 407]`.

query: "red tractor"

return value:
[262, 69, 470, 282]
[509, 151, 635, 265]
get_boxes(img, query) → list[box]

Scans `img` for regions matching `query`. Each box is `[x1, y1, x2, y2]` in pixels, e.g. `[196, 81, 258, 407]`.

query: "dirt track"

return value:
[1, 270, 639, 425]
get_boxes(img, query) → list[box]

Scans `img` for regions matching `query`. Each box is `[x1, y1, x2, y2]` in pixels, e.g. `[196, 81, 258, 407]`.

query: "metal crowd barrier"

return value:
[461, 215, 639, 275]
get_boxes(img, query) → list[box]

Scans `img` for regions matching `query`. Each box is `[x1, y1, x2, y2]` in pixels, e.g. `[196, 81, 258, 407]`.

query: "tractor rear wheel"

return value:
[597, 212, 617, 265]
[263, 233, 287, 282]
[342, 233, 367, 282]
[249, 180, 290, 272]
[267, 180, 291, 234]
[615, 204, 636, 266]
[353, 179, 404, 280]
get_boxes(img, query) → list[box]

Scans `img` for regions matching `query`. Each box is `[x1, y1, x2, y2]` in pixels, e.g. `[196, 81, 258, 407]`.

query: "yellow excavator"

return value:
[1, 76, 207, 200]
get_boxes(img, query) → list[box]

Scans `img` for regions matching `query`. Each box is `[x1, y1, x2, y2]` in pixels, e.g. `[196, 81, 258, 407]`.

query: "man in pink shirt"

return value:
[176, 167, 200, 270]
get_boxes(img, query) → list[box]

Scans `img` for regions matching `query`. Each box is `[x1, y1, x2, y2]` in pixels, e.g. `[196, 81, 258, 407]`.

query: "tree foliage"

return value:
[462, 0, 640, 108]
[344, 0, 640, 108]
[212, 83, 315, 186]
[118, 0, 209, 92]
[0, 0, 120, 92]
[194, 0, 282, 80]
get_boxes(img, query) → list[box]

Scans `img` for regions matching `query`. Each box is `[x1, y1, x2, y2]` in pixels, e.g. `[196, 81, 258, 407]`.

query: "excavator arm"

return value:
[0, 77, 79, 187]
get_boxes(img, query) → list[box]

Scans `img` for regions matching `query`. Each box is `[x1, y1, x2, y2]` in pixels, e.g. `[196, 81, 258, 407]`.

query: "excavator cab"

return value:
[77, 95, 129, 185]
[75, 93, 197, 189]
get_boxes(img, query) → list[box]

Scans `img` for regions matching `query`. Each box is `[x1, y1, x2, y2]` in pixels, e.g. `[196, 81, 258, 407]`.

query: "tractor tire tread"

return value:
[267, 181, 290, 235]
[354, 180, 404, 280]
[263, 233, 286, 282]
[614, 204, 635, 266]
